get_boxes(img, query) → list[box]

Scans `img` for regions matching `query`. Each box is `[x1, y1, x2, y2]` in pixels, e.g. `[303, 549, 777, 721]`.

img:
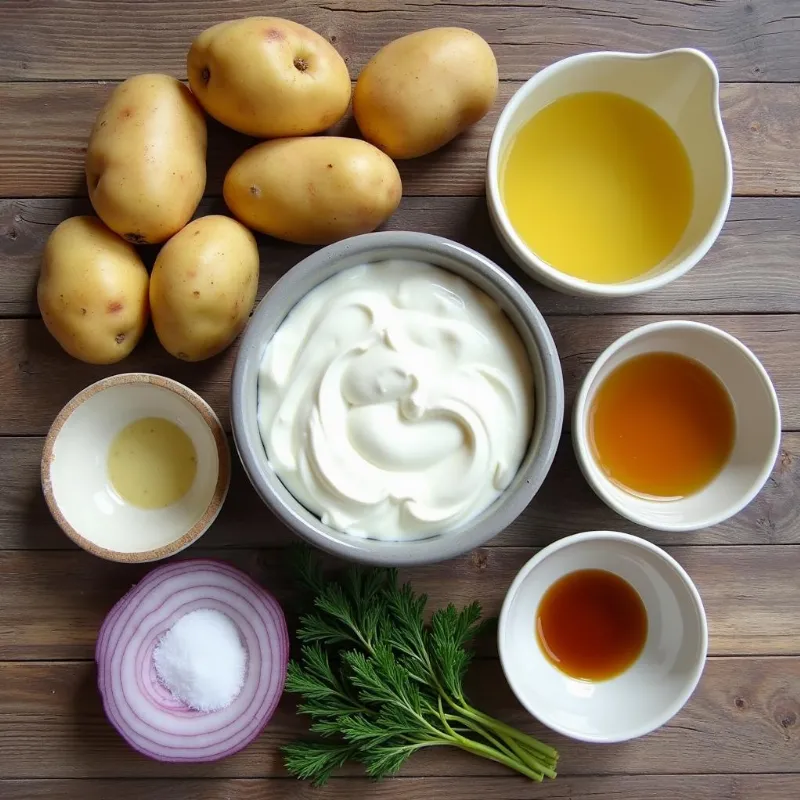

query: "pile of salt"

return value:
[153, 608, 247, 713]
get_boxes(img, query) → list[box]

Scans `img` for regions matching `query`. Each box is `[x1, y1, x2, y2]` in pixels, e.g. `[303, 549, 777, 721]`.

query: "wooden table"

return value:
[2, 2, 799, 798]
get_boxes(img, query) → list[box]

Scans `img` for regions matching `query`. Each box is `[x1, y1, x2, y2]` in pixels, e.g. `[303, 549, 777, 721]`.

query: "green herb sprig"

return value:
[282, 547, 558, 785]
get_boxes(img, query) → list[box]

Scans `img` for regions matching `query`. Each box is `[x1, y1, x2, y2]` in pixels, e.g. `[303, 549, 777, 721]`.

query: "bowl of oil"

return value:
[498, 531, 708, 743]
[486, 49, 732, 296]
[42, 374, 230, 562]
[573, 320, 781, 531]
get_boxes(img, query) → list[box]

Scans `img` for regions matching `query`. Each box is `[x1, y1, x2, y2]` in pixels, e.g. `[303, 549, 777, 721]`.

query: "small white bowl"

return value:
[573, 321, 781, 532]
[42, 374, 231, 562]
[486, 49, 733, 297]
[498, 531, 708, 743]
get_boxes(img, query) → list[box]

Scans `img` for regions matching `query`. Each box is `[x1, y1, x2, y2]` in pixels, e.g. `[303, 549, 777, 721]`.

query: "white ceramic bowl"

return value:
[573, 321, 781, 532]
[42, 374, 231, 562]
[486, 49, 733, 297]
[498, 531, 708, 743]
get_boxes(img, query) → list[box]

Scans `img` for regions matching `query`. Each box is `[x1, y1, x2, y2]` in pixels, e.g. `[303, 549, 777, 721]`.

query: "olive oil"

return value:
[501, 91, 694, 283]
[589, 352, 735, 499]
[536, 569, 648, 681]
[108, 417, 197, 509]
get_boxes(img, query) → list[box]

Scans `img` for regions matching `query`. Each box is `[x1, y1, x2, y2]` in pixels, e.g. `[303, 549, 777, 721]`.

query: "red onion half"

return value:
[96, 559, 288, 762]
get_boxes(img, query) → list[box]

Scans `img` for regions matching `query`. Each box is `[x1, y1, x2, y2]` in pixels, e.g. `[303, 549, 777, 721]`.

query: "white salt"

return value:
[153, 608, 247, 712]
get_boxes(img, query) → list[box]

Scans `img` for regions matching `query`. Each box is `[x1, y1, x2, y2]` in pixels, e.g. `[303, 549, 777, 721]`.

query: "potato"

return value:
[353, 28, 498, 159]
[187, 17, 351, 138]
[86, 74, 207, 245]
[223, 137, 402, 245]
[37, 216, 149, 364]
[150, 215, 260, 362]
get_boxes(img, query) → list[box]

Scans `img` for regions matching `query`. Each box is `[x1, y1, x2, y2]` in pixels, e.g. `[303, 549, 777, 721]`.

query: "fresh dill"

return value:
[282, 546, 558, 785]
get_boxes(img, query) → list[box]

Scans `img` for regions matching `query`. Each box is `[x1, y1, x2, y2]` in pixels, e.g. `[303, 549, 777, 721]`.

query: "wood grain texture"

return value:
[2, 1, 800, 794]
[3, 432, 798, 551]
[1, 547, 798, 661]
[0, 314, 795, 437]
[0, 658, 798, 778]
[4, 196, 800, 318]
[2, 82, 800, 198]
[2, 1, 800, 82]
[1, 776, 799, 800]
[5, 775, 800, 800]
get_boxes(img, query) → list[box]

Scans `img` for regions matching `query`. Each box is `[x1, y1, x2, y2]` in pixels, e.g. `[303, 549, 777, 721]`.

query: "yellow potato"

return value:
[188, 17, 351, 138]
[150, 215, 260, 362]
[37, 216, 149, 364]
[223, 137, 402, 245]
[86, 74, 207, 245]
[354, 28, 498, 159]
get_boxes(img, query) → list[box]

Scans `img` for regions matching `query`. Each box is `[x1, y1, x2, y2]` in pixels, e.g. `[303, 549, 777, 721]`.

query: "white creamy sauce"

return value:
[257, 260, 534, 540]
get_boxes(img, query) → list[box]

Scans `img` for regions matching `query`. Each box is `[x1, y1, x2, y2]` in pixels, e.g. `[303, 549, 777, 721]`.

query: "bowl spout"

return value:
[532, 48, 731, 172]
[630, 49, 732, 284]
[630, 49, 728, 147]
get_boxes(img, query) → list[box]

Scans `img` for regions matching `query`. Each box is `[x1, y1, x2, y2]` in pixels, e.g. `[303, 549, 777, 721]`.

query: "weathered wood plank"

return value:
[0, 547, 797, 661]
[0, 315, 794, 438]
[2, 432, 797, 551]
[0, 658, 798, 778]
[1, 82, 799, 198]
[2, 1, 799, 82]
[4, 196, 800, 318]
[2, 775, 799, 800]
[3, 776, 798, 800]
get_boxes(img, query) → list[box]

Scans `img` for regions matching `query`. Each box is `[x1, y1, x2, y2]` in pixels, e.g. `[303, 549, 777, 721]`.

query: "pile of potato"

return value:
[38, 18, 498, 364]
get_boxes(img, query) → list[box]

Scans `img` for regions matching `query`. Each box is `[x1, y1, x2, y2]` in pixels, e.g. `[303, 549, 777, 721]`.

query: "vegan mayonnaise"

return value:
[257, 261, 533, 540]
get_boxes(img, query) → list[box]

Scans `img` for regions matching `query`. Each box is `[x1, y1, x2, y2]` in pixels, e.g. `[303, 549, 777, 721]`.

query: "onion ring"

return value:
[96, 559, 288, 762]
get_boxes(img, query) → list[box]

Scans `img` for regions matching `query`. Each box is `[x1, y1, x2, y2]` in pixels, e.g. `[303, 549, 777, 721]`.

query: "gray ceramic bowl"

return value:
[231, 232, 564, 565]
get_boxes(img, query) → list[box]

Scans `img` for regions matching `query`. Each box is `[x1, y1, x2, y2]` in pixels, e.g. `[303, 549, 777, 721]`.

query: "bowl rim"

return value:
[41, 372, 231, 563]
[231, 230, 565, 565]
[571, 320, 782, 531]
[485, 47, 734, 298]
[497, 529, 709, 743]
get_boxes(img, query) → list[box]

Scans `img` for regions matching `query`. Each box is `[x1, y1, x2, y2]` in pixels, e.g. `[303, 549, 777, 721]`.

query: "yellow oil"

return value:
[501, 91, 694, 283]
[108, 417, 197, 509]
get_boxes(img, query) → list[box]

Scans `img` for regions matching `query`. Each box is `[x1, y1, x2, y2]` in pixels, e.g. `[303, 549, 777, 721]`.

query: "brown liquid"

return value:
[536, 569, 648, 681]
[589, 351, 735, 499]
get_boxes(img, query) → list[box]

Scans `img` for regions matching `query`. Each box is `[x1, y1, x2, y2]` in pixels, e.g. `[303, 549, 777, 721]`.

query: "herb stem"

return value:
[444, 713, 518, 762]
[499, 731, 557, 777]
[448, 731, 546, 782]
[438, 699, 548, 781]
[453, 710, 556, 778]
[459, 705, 559, 762]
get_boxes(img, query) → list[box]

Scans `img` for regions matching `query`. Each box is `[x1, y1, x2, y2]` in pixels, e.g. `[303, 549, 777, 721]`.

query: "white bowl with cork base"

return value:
[41, 373, 230, 562]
